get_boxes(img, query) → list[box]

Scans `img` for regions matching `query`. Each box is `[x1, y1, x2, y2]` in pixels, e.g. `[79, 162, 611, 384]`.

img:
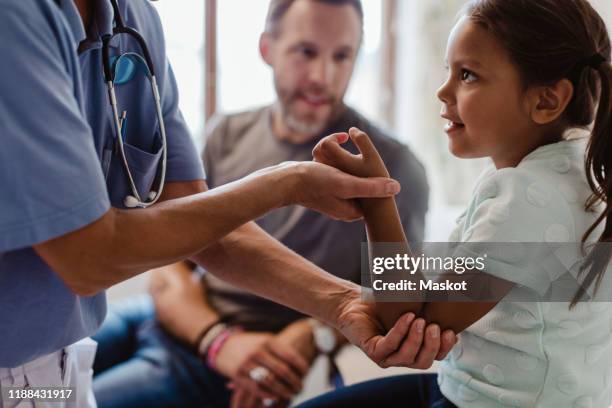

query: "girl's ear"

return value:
[530, 79, 574, 125]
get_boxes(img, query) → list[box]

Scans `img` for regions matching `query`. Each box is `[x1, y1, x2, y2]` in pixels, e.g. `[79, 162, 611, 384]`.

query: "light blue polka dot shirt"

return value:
[439, 139, 612, 407]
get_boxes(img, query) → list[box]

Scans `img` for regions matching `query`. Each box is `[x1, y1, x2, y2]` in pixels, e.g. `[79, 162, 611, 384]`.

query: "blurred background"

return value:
[109, 0, 612, 401]
[154, 0, 476, 238]
[150, 0, 612, 242]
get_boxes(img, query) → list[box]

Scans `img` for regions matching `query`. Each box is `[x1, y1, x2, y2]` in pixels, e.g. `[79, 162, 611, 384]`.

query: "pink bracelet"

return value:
[206, 327, 242, 371]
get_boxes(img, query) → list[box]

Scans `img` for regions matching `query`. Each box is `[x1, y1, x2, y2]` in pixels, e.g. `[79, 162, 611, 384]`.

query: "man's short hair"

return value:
[265, 0, 364, 37]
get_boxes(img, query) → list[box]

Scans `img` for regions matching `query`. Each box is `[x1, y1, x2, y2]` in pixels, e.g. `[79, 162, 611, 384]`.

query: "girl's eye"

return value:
[461, 69, 477, 83]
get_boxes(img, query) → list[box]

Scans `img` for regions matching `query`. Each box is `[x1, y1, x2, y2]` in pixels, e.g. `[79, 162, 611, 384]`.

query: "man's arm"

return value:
[149, 261, 220, 346]
[34, 161, 398, 296]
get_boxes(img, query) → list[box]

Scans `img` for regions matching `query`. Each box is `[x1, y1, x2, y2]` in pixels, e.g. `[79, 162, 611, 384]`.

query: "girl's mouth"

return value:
[445, 121, 465, 133]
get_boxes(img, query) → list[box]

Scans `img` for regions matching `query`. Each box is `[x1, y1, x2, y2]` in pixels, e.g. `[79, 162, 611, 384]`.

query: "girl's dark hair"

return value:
[464, 0, 612, 304]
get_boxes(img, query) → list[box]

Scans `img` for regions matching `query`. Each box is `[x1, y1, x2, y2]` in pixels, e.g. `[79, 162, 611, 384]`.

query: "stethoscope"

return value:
[102, 0, 167, 208]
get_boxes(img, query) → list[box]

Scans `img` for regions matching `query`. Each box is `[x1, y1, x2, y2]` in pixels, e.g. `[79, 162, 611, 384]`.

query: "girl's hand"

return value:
[313, 127, 389, 178]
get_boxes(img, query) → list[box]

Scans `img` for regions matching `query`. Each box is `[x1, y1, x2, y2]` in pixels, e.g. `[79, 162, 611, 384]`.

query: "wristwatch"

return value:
[307, 319, 337, 354]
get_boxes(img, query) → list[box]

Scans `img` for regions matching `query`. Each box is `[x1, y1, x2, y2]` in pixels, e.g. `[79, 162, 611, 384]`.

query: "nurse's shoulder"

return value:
[0, 0, 79, 72]
[0, 0, 66, 37]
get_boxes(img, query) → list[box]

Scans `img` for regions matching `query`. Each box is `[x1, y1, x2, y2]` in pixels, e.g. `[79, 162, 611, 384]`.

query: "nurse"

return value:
[0, 1, 455, 406]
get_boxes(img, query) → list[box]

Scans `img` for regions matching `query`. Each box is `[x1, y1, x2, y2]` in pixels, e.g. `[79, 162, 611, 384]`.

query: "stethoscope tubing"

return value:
[102, 0, 167, 208]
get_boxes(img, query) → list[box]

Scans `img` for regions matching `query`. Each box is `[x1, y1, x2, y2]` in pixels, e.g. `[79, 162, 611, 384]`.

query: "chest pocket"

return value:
[104, 128, 163, 208]
[102, 53, 164, 208]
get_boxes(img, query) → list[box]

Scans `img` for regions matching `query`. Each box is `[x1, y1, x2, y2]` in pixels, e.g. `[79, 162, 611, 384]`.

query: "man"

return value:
[0, 0, 453, 406]
[91, 1, 440, 407]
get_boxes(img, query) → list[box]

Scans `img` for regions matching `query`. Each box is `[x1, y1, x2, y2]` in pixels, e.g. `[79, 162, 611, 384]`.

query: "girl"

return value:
[300, 0, 611, 406]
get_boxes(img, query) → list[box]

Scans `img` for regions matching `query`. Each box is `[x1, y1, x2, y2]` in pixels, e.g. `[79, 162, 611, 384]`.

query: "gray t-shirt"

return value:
[201, 106, 429, 332]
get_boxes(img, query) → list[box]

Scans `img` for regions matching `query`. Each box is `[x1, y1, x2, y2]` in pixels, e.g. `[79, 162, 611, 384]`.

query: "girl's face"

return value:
[437, 17, 537, 168]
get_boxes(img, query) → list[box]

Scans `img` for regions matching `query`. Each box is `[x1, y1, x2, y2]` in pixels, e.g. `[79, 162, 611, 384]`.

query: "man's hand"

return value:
[272, 319, 318, 364]
[335, 291, 457, 369]
[229, 320, 317, 408]
[215, 332, 274, 379]
[229, 387, 269, 408]
[149, 262, 219, 346]
[223, 331, 309, 403]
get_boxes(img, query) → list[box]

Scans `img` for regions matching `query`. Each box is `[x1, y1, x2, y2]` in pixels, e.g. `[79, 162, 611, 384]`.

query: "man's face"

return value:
[264, 0, 362, 136]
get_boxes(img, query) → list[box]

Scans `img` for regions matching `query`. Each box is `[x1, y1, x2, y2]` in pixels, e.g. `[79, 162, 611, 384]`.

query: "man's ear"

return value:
[259, 32, 273, 66]
[529, 79, 574, 125]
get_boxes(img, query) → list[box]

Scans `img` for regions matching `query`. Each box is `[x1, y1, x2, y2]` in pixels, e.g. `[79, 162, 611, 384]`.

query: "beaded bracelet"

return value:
[196, 322, 227, 357]
[206, 327, 243, 371]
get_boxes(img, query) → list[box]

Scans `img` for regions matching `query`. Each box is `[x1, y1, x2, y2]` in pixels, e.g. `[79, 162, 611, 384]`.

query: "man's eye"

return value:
[299, 47, 316, 58]
[334, 53, 350, 62]
[461, 69, 477, 83]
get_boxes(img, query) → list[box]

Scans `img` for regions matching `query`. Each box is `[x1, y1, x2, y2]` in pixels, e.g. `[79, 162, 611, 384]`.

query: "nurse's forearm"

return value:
[192, 222, 358, 326]
[35, 163, 296, 296]
[35, 161, 398, 296]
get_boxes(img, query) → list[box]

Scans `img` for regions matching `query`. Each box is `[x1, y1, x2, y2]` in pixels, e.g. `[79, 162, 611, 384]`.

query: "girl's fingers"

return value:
[312, 133, 347, 162]
[349, 127, 377, 160]
[330, 132, 350, 144]
[316, 136, 361, 172]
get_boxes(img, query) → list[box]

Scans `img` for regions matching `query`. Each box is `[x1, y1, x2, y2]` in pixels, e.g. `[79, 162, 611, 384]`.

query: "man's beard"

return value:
[282, 107, 328, 136]
[276, 87, 340, 137]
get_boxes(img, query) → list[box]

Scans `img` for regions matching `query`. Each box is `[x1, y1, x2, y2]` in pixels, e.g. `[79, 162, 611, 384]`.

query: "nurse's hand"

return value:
[335, 291, 457, 369]
[281, 161, 400, 222]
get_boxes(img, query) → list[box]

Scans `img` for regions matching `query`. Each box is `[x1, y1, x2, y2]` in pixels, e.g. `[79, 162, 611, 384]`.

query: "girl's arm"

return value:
[313, 128, 514, 333]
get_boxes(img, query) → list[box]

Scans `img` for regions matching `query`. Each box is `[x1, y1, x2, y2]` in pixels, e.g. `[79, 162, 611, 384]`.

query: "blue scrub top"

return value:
[0, 0, 204, 367]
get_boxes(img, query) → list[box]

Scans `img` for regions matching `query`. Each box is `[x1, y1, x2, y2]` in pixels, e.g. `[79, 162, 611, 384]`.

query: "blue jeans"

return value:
[296, 374, 456, 408]
[92, 296, 231, 408]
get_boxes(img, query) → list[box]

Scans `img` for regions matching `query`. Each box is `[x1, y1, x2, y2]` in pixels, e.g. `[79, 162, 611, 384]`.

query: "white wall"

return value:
[591, 0, 612, 23]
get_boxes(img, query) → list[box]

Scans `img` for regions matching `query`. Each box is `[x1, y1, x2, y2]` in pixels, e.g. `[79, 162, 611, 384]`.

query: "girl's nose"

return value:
[436, 79, 453, 105]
